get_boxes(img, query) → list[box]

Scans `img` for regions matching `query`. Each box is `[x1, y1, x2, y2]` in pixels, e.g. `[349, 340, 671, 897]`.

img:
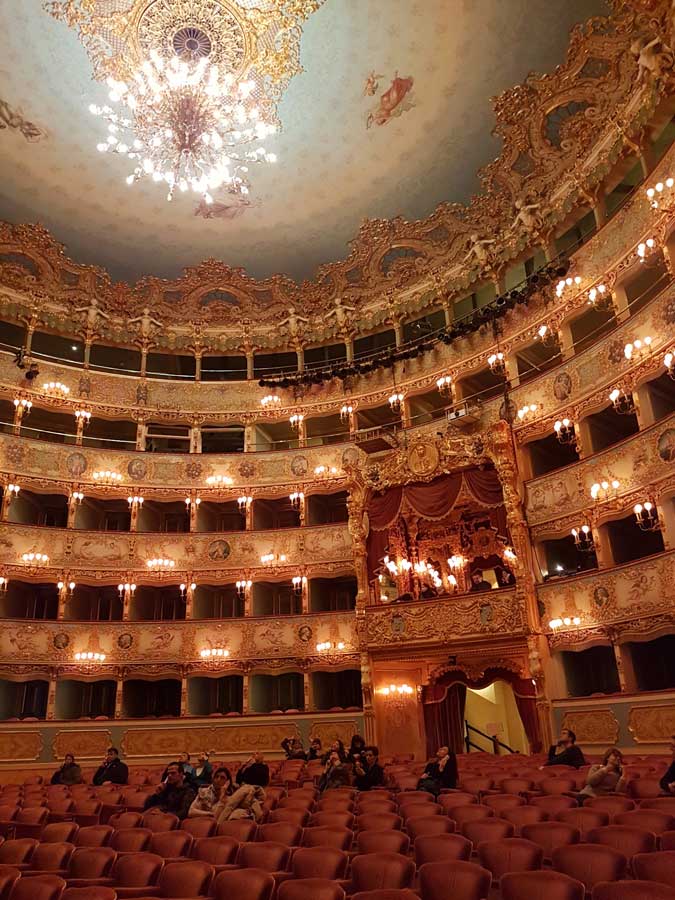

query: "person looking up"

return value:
[193, 751, 213, 786]
[236, 751, 270, 788]
[353, 746, 385, 791]
[93, 747, 128, 785]
[307, 738, 322, 761]
[319, 750, 351, 792]
[418, 745, 458, 796]
[281, 737, 306, 759]
[545, 728, 586, 769]
[348, 734, 366, 763]
[144, 762, 196, 820]
[51, 753, 82, 786]
[579, 748, 627, 797]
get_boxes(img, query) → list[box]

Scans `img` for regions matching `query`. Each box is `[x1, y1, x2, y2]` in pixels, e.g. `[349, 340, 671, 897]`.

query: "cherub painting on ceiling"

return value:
[363, 71, 415, 129]
[194, 191, 259, 220]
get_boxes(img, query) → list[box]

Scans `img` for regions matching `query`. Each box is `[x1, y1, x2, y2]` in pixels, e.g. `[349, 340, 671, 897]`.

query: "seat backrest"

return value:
[238, 840, 292, 873]
[413, 833, 472, 866]
[112, 851, 164, 887]
[350, 890, 419, 900]
[500, 869, 584, 900]
[291, 846, 348, 879]
[552, 842, 627, 890]
[591, 883, 675, 900]
[401, 802, 442, 820]
[628, 779, 664, 800]
[446, 805, 494, 827]
[277, 880, 345, 900]
[149, 829, 194, 859]
[30, 841, 75, 870]
[141, 811, 180, 832]
[584, 797, 636, 816]
[68, 846, 116, 877]
[477, 837, 543, 879]
[641, 799, 675, 814]
[357, 814, 402, 832]
[158, 859, 214, 897]
[181, 817, 217, 839]
[530, 796, 578, 815]
[107, 811, 143, 830]
[350, 852, 416, 891]
[267, 809, 309, 827]
[522, 822, 581, 861]
[587, 826, 656, 857]
[192, 836, 240, 866]
[500, 778, 535, 794]
[257, 822, 303, 846]
[463, 818, 515, 843]
[8, 874, 65, 900]
[212, 867, 275, 900]
[300, 826, 352, 850]
[633, 850, 675, 887]
[484, 794, 526, 813]
[0, 809, 18, 823]
[358, 831, 410, 855]
[502, 806, 549, 833]
[217, 819, 258, 842]
[614, 811, 675, 834]
[110, 827, 152, 853]
[556, 809, 611, 836]
[356, 802, 397, 815]
[41, 823, 78, 844]
[61, 889, 117, 900]
[15, 806, 48, 825]
[311, 812, 354, 829]
[418, 859, 492, 900]
[406, 816, 455, 841]
[0, 839, 38, 865]
[438, 793, 477, 811]
[73, 825, 113, 847]
[0, 866, 20, 900]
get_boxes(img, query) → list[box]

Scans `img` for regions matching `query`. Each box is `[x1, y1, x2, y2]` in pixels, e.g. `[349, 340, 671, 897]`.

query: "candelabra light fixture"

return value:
[314, 465, 339, 477]
[117, 582, 136, 599]
[57, 580, 76, 599]
[413, 560, 443, 589]
[13, 398, 32, 415]
[572, 524, 594, 552]
[200, 647, 230, 660]
[236, 578, 252, 598]
[377, 683, 415, 702]
[74, 650, 106, 664]
[42, 381, 70, 398]
[587, 284, 611, 309]
[517, 403, 539, 422]
[608, 387, 635, 415]
[590, 479, 620, 501]
[634, 501, 661, 532]
[503, 547, 517, 563]
[237, 495, 252, 510]
[206, 474, 233, 487]
[127, 494, 144, 508]
[185, 496, 201, 508]
[289, 413, 304, 431]
[179, 581, 196, 599]
[260, 552, 287, 566]
[292, 575, 307, 594]
[487, 352, 506, 377]
[340, 403, 353, 422]
[388, 391, 405, 413]
[447, 554, 466, 572]
[261, 394, 281, 408]
[289, 491, 304, 511]
[537, 324, 559, 347]
[624, 336, 652, 360]
[646, 177, 675, 208]
[637, 238, 656, 261]
[70, 491, 84, 505]
[6, 483, 20, 499]
[556, 275, 582, 298]
[0, 576, 7, 593]
[666, 350, 675, 380]
[92, 470, 123, 484]
[384, 555, 412, 576]
[316, 641, 345, 652]
[146, 558, 176, 570]
[21, 552, 49, 565]
[74, 409, 91, 425]
[436, 375, 453, 398]
[554, 418, 576, 446]
[549, 616, 582, 630]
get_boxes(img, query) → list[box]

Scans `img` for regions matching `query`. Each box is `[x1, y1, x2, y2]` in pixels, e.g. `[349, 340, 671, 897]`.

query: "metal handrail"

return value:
[465, 721, 516, 755]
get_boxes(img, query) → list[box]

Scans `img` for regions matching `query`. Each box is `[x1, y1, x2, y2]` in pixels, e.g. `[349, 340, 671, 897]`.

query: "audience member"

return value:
[51, 753, 83, 786]
[236, 751, 270, 788]
[470, 570, 492, 592]
[281, 736, 306, 759]
[161, 752, 195, 783]
[579, 747, 627, 797]
[660, 734, 675, 793]
[418, 745, 458, 796]
[353, 746, 385, 791]
[193, 751, 213, 786]
[188, 766, 232, 817]
[545, 728, 586, 769]
[319, 750, 351, 791]
[216, 783, 265, 824]
[307, 738, 322, 760]
[144, 761, 195, 820]
[93, 747, 129, 785]
[322, 739, 347, 764]
[348, 734, 366, 763]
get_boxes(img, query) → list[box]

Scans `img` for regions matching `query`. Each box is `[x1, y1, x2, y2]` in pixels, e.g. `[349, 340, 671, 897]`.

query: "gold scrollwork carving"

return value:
[561, 709, 620, 745]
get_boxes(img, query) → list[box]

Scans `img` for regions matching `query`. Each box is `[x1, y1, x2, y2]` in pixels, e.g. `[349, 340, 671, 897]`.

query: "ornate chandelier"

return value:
[44, 0, 327, 201]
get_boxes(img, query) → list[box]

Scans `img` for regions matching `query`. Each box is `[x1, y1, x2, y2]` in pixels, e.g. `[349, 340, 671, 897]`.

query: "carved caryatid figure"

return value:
[279, 306, 309, 343]
[464, 232, 496, 267]
[325, 296, 356, 333]
[128, 306, 162, 340]
[74, 297, 110, 333]
[511, 198, 544, 235]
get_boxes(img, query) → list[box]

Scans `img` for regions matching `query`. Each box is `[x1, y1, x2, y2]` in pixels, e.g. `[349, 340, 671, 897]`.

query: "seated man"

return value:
[281, 737, 306, 760]
[93, 747, 129, 786]
[470, 570, 492, 592]
[418, 746, 458, 796]
[236, 751, 270, 788]
[307, 738, 323, 761]
[188, 766, 232, 817]
[162, 751, 195, 783]
[353, 746, 385, 791]
[144, 761, 196, 820]
[544, 728, 586, 769]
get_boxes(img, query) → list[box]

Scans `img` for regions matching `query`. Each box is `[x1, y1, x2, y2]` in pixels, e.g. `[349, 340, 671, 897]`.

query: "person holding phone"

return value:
[579, 748, 627, 797]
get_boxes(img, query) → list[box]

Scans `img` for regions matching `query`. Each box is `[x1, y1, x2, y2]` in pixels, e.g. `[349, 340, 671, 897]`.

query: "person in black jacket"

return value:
[92, 747, 129, 785]
[353, 746, 385, 791]
[143, 762, 195, 820]
[659, 735, 675, 793]
[307, 738, 322, 761]
[544, 729, 586, 769]
[347, 734, 366, 763]
[51, 753, 83, 786]
[236, 751, 270, 788]
[281, 737, 306, 759]
[417, 746, 458, 796]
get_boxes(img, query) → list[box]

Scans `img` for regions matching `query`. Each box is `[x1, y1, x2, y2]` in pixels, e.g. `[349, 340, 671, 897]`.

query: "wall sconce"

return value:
[117, 582, 136, 599]
[517, 403, 539, 422]
[237, 495, 252, 510]
[179, 581, 196, 599]
[447, 554, 466, 573]
[314, 465, 339, 477]
[608, 388, 635, 415]
[572, 525, 594, 552]
[127, 494, 144, 509]
[487, 352, 505, 377]
[70, 491, 84, 505]
[185, 496, 201, 508]
[590, 479, 620, 501]
[554, 418, 576, 446]
[388, 391, 405, 413]
[377, 684, 415, 707]
[93, 470, 123, 484]
[200, 647, 230, 660]
[664, 350, 674, 380]
[316, 641, 345, 652]
[624, 336, 652, 360]
[414, 560, 443, 589]
[537, 325, 558, 347]
[436, 375, 453, 398]
[57, 580, 76, 599]
[548, 617, 581, 630]
[290, 413, 304, 431]
[555, 275, 583, 298]
[289, 491, 304, 510]
[503, 547, 517, 563]
[260, 552, 287, 565]
[587, 284, 611, 310]
[236, 579, 252, 598]
[13, 398, 32, 415]
[206, 475, 233, 487]
[146, 558, 175, 570]
[74, 409, 91, 425]
[6, 483, 20, 500]
[0, 576, 8, 593]
[43, 381, 70, 398]
[384, 555, 412, 576]
[74, 650, 106, 663]
[261, 394, 281, 408]
[340, 403, 353, 422]
[646, 177, 674, 208]
[292, 575, 307, 594]
[22, 552, 49, 566]
[637, 238, 656, 261]
[634, 501, 661, 532]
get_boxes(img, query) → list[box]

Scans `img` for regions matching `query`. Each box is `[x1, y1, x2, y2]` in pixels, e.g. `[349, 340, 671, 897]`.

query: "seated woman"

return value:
[579, 748, 627, 798]
[51, 753, 83, 785]
[417, 746, 458, 796]
[188, 766, 232, 817]
[319, 750, 351, 792]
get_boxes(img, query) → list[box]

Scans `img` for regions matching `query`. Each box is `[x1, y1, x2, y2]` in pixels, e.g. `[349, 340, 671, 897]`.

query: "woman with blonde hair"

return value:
[579, 747, 627, 798]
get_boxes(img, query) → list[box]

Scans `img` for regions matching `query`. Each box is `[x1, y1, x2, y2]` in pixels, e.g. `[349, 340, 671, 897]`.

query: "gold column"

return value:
[303, 670, 311, 711]
[46, 673, 57, 721]
[115, 677, 124, 719]
[242, 672, 250, 714]
[180, 669, 188, 717]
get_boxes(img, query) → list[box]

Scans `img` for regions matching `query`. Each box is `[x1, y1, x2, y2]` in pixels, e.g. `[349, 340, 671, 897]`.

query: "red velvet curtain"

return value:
[422, 682, 467, 756]
[512, 678, 543, 754]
